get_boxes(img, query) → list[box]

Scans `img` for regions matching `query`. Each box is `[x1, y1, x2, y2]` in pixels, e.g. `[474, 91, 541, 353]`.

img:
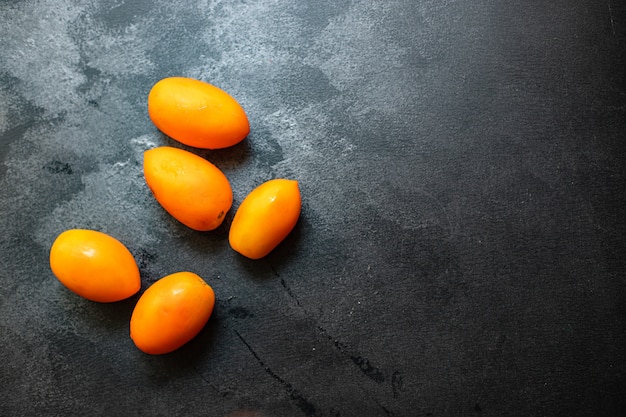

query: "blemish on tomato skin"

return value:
[217, 210, 225, 219]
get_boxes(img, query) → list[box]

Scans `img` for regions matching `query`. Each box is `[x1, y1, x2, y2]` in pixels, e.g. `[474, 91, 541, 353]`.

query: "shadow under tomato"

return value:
[184, 222, 230, 250]
[233, 214, 308, 281]
[75, 292, 141, 330]
[265, 214, 307, 263]
[161, 132, 253, 170]
[137, 303, 223, 374]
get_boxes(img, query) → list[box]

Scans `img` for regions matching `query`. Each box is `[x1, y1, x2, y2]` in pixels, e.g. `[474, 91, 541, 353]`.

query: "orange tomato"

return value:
[147, 77, 249, 149]
[49, 229, 140, 302]
[229, 179, 301, 259]
[130, 271, 215, 355]
[143, 146, 233, 231]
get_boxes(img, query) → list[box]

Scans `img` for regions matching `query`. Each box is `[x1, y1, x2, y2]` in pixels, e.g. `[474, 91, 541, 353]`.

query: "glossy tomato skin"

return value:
[148, 77, 249, 149]
[130, 272, 215, 355]
[229, 179, 301, 259]
[143, 146, 233, 231]
[49, 229, 141, 302]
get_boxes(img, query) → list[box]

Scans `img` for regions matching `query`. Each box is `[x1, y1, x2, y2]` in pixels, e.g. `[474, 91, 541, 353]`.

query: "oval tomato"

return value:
[148, 77, 249, 149]
[49, 229, 140, 302]
[143, 146, 233, 231]
[130, 272, 215, 355]
[229, 178, 301, 259]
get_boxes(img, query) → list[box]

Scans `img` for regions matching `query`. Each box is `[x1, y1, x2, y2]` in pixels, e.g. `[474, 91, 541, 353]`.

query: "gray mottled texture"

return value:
[1, 1, 625, 416]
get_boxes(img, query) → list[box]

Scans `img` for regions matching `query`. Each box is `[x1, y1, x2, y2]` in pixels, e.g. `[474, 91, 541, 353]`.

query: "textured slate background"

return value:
[1, 1, 625, 416]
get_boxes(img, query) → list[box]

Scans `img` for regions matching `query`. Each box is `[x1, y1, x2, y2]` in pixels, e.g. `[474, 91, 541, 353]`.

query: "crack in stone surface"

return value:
[234, 330, 320, 417]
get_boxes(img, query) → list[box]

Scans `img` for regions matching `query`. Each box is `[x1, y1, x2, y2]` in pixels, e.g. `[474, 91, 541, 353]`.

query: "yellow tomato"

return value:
[229, 179, 301, 259]
[49, 229, 140, 302]
[130, 272, 215, 355]
[143, 146, 233, 231]
[147, 77, 250, 149]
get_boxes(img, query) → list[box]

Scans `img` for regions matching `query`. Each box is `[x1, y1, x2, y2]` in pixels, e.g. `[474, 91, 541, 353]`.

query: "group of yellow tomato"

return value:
[49, 77, 302, 355]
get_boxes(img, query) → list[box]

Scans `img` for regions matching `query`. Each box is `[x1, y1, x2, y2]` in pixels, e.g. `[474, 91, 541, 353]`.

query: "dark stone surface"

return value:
[1, 1, 625, 416]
